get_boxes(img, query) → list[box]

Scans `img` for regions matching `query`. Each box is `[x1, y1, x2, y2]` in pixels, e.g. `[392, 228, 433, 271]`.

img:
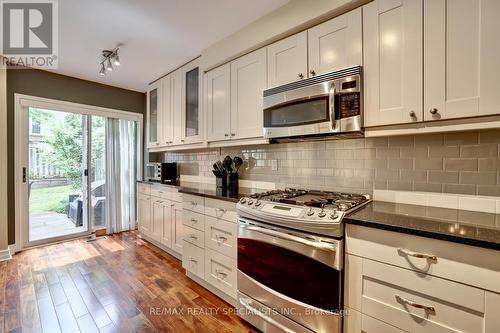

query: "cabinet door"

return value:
[424, 0, 500, 121]
[151, 199, 163, 242]
[146, 81, 162, 148]
[172, 203, 183, 254]
[267, 31, 308, 87]
[161, 76, 173, 145]
[363, 0, 423, 127]
[171, 68, 183, 145]
[485, 291, 500, 333]
[161, 200, 173, 248]
[230, 48, 267, 140]
[138, 194, 151, 236]
[308, 8, 362, 76]
[206, 63, 231, 142]
[181, 58, 202, 144]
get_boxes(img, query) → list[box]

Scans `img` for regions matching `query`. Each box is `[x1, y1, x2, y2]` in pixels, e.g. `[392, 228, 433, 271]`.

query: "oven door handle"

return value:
[239, 297, 296, 333]
[329, 83, 337, 131]
[240, 224, 337, 252]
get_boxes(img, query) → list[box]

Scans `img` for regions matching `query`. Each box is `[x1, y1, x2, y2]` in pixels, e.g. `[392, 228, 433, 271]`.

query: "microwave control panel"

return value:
[339, 92, 361, 118]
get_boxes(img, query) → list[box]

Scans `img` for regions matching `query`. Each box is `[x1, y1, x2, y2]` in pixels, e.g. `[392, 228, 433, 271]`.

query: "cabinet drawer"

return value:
[346, 224, 500, 293]
[138, 183, 151, 195]
[182, 194, 205, 214]
[204, 198, 237, 223]
[183, 210, 205, 231]
[204, 216, 237, 259]
[361, 259, 484, 333]
[170, 192, 182, 203]
[182, 241, 204, 279]
[150, 186, 170, 200]
[183, 225, 204, 248]
[204, 248, 236, 298]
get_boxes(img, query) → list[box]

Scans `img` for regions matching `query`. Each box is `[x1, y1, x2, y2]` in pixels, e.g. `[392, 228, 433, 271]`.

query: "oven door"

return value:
[263, 81, 338, 139]
[237, 218, 343, 333]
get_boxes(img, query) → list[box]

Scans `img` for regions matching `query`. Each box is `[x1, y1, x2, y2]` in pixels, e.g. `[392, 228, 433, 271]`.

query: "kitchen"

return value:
[1, 0, 500, 332]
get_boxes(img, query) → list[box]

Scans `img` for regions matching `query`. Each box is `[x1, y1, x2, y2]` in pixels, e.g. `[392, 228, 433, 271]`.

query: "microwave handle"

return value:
[329, 83, 337, 131]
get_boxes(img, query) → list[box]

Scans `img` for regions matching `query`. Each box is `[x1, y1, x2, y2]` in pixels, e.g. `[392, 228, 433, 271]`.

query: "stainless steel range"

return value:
[236, 189, 371, 333]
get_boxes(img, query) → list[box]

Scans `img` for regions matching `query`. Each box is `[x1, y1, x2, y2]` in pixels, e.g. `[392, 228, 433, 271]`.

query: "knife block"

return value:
[216, 176, 227, 188]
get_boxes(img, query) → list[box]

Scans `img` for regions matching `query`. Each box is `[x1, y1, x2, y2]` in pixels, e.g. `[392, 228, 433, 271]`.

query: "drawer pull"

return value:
[396, 295, 435, 313]
[190, 201, 197, 206]
[215, 207, 226, 214]
[215, 235, 227, 243]
[189, 234, 198, 240]
[190, 218, 198, 223]
[189, 257, 197, 263]
[398, 248, 437, 261]
[215, 268, 228, 279]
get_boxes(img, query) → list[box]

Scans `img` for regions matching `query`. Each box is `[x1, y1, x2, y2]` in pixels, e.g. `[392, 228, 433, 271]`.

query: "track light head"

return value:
[106, 58, 113, 71]
[113, 49, 120, 66]
[99, 63, 106, 76]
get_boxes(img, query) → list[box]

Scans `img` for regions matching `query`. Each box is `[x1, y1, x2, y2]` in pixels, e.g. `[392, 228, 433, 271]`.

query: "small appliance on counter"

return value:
[212, 156, 243, 189]
[145, 162, 178, 184]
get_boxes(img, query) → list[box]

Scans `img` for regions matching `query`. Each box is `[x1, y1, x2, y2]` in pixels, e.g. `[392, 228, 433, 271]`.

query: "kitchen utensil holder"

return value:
[216, 175, 228, 188]
[216, 172, 238, 189]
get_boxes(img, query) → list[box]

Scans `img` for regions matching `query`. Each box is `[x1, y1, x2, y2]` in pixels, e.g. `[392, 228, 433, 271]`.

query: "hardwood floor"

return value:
[0, 231, 258, 333]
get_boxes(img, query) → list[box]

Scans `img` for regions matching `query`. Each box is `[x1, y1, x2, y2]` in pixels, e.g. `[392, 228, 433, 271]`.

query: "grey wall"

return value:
[162, 130, 500, 196]
[7, 67, 146, 244]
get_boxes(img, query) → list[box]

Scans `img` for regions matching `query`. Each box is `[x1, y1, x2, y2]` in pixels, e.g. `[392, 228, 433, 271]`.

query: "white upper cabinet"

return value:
[230, 48, 267, 140]
[267, 31, 308, 87]
[308, 8, 362, 76]
[424, 0, 500, 121]
[161, 76, 173, 145]
[206, 63, 231, 142]
[171, 69, 183, 145]
[363, 0, 423, 127]
[146, 80, 162, 148]
[181, 58, 203, 144]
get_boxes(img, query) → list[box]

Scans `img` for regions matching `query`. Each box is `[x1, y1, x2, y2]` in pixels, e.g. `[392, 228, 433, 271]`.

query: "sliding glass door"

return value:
[27, 107, 91, 243]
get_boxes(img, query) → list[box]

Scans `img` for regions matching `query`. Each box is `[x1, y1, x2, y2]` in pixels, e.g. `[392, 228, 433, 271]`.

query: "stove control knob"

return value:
[318, 210, 326, 218]
[255, 200, 262, 207]
[247, 199, 254, 205]
[330, 212, 339, 220]
[239, 197, 247, 204]
[306, 207, 314, 216]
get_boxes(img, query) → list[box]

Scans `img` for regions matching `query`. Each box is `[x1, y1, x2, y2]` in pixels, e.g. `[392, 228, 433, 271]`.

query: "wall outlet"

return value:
[271, 159, 278, 171]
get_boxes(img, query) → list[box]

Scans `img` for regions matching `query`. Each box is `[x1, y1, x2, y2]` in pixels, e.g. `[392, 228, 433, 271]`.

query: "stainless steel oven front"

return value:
[237, 218, 343, 333]
[263, 66, 362, 140]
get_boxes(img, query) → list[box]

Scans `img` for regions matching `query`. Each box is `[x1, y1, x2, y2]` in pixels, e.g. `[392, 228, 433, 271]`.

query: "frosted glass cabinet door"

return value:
[181, 58, 202, 144]
[267, 31, 308, 87]
[230, 48, 267, 140]
[206, 63, 231, 142]
[363, 0, 423, 127]
[161, 75, 173, 145]
[308, 8, 362, 76]
[147, 80, 162, 148]
[424, 0, 500, 121]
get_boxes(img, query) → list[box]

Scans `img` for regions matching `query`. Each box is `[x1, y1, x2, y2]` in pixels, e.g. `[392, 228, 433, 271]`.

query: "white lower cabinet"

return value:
[182, 195, 238, 301]
[137, 183, 182, 257]
[345, 224, 500, 333]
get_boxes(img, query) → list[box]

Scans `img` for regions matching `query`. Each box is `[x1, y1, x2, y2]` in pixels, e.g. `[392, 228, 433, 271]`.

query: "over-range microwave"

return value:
[263, 66, 363, 141]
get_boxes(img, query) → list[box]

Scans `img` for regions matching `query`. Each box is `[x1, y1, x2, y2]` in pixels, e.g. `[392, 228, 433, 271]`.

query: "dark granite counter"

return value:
[345, 201, 500, 251]
[178, 183, 267, 203]
[136, 180, 180, 188]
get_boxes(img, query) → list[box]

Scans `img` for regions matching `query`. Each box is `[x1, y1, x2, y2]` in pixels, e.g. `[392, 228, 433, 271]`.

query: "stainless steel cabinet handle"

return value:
[230, 133, 235, 137]
[409, 111, 416, 118]
[298, 73, 304, 79]
[190, 201, 197, 206]
[215, 268, 227, 276]
[430, 108, 438, 115]
[310, 70, 316, 76]
[396, 295, 435, 313]
[398, 248, 437, 261]
[189, 234, 198, 240]
[215, 235, 227, 242]
[189, 257, 197, 263]
[190, 218, 198, 223]
[240, 224, 336, 251]
[224, 133, 229, 137]
[239, 298, 295, 333]
[181, 139, 185, 142]
[215, 208, 226, 213]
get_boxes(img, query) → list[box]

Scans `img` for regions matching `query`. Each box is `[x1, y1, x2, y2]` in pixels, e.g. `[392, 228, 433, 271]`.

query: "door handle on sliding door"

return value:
[22, 167, 27, 183]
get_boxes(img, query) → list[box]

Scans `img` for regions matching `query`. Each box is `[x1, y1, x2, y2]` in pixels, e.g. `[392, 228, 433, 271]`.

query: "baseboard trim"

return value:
[0, 248, 12, 262]
[139, 234, 182, 261]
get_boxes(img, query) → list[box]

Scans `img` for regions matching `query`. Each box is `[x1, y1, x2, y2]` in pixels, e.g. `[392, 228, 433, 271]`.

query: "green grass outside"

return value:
[29, 184, 77, 214]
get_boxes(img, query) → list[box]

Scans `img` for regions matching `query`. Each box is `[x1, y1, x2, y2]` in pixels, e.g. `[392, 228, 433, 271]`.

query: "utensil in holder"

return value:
[216, 175, 228, 188]
[228, 172, 238, 189]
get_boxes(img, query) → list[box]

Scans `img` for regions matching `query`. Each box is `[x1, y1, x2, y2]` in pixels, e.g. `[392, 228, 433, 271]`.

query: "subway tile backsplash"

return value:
[158, 129, 500, 196]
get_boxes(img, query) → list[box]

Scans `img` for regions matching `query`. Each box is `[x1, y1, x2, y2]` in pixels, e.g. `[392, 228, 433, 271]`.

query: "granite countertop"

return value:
[137, 179, 265, 203]
[345, 201, 500, 251]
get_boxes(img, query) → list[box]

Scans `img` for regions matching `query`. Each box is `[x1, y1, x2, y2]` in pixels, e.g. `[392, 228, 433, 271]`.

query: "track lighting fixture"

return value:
[98, 48, 121, 76]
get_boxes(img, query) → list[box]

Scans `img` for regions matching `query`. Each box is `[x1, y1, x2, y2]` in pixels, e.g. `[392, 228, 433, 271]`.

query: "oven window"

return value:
[238, 238, 341, 312]
[264, 96, 329, 127]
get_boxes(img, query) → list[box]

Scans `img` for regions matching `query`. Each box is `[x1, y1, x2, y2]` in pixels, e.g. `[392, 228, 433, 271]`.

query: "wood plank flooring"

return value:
[0, 231, 258, 333]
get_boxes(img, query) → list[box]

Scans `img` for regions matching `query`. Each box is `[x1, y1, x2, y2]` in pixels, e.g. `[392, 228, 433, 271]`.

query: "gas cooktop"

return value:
[237, 188, 371, 237]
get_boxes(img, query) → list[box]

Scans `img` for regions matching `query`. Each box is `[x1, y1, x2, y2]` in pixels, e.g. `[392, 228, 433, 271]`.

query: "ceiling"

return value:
[54, 0, 289, 92]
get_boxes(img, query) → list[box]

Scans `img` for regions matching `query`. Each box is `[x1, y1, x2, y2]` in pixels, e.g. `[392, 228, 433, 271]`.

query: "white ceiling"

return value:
[54, 0, 289, 92]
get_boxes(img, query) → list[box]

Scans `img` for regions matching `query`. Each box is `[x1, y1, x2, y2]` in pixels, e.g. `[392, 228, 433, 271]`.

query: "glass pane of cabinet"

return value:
[185, 67, 199, 137]
[149, 88, 158, 143]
